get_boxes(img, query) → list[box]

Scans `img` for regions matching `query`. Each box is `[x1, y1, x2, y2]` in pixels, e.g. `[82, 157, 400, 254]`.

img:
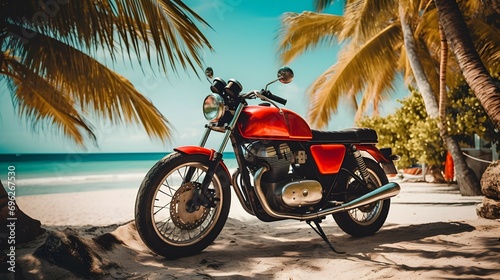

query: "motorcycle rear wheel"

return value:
[333, 158, 390, 237]
[135, 153, 231, 259]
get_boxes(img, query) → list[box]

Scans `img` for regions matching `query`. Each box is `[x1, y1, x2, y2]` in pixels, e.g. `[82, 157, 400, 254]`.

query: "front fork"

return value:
[187, 103, 246, 210]
[187, 152, 223, 211]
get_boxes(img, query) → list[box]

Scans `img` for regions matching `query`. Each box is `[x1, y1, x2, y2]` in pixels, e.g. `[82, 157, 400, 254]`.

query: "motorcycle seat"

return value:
[310, 128, 378, 144]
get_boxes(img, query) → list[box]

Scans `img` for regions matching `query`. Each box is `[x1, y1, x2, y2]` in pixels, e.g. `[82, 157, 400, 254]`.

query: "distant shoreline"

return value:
[0, 152, 169, 162]
[0, 152, 237, 162]
[0, 152, 238, 197]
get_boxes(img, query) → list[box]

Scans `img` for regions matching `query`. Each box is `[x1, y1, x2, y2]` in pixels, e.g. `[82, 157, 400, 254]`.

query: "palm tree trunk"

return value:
[434, 0, 500, 130]
[443, 138, 482, 195]
[438, 24, 448, 137]
[399, 4, 481, 196]
[399, 7, 439, 118]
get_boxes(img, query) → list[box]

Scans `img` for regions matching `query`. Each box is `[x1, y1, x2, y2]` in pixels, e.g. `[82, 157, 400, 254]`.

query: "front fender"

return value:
[174, 146, 231, 179]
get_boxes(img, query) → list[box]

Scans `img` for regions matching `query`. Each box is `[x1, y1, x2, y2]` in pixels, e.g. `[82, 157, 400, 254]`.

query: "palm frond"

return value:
[277, 12, 343, 64]
[415, 39, 441, 97]
[314, 0, 337, 12]
[398, 43, 414, 85]
[4, 28, 172, 142]
[1, 54, 95, 145]
[417, 0, 434, 13]
[5, 0, 212, 76]
[307, 23, 402, 128]
[459, 0, 483, 17]
[468, 19, 500, 72]
[0, 0, 208, 145]
[340, 0, 397, 42]
[416, 8, 500, 85]
[303, 0, 498, 130]
[355, 62, 398, 120]
[416, 8, 440, 53]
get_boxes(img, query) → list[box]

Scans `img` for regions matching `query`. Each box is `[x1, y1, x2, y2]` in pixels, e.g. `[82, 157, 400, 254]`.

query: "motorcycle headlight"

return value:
[203, 93, 225, 122]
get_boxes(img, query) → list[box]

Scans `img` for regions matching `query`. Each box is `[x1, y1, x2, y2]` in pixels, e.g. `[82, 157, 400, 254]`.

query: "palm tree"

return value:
[279, 0, 498, 126]
[1, 0, 213, 144]
[278, 0, 498, 195]
[433, 0, 500, 130]
[398, 3, 481, 195]
[0, 0, 212, 244]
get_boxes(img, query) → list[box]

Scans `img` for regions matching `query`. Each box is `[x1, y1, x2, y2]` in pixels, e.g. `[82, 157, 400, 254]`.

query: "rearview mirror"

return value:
[277, 67, 294, 84]
[205, 67, 214, 80]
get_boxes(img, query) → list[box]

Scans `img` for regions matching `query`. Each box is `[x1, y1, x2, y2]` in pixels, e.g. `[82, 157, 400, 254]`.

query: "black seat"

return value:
[311, 128, 378, 144]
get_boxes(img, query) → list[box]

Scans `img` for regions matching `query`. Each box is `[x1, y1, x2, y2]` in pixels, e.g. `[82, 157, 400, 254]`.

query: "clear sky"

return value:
[0, 0, 406, 154]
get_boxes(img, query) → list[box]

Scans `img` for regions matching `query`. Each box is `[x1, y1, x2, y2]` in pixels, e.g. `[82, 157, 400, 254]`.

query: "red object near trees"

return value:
[445, 151, 455, 181]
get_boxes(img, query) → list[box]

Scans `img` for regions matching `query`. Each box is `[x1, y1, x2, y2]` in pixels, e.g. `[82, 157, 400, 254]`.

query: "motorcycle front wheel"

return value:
[333, 158, 391, 237]
[135, 153, 231, 259]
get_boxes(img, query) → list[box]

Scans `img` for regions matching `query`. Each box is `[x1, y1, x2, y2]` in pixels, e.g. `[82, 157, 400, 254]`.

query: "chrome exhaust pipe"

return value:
[336, 181, 401, 212]
[254, 166, 401, 220]
[231, 168, 255, 215]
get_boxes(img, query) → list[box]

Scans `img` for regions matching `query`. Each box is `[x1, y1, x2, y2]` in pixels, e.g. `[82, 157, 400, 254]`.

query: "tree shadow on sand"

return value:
[15, 218, 500, 279]
[343, 222, 500, 278]
[186, 219, 500, 279]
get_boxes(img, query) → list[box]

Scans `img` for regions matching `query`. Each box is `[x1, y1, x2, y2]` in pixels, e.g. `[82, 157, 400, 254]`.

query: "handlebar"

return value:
[205, 66, 292, 108]
[261, 90, 287, 105]
[241, 90, 287, 107]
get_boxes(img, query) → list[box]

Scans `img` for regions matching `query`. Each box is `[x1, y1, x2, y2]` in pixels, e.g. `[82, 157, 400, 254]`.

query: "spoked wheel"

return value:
[135, 153, 231, 259]
[333, 158, 390, 237]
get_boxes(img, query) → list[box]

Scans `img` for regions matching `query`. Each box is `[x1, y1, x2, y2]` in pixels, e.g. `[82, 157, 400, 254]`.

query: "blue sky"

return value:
[0, 1, 406, 154]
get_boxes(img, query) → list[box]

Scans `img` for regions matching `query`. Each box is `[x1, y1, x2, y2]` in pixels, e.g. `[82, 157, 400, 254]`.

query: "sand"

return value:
[6, 181, 500, 279]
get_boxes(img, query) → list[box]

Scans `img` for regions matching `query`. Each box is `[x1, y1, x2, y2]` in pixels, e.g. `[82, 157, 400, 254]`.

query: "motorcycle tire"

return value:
[135, 152, 231, 259]
[333, 158, 391, 237]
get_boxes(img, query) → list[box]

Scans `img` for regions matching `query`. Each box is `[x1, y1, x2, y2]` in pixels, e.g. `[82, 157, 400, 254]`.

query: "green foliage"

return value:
[358, 81, 499, 169]
[358, 88, 444, 169]
[446, 78, 500, 147]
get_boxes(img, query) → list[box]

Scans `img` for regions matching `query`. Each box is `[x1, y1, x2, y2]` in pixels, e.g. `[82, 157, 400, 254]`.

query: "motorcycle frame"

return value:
[179, 101, 395, 223]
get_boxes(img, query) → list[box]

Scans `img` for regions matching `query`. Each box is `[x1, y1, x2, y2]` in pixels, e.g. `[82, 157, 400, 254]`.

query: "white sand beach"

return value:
[10, 181, 500, 279]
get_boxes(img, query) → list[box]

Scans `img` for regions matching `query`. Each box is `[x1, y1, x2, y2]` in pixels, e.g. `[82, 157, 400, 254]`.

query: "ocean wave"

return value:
[15, 167, 239, 188]
[16, 172, 148, 187]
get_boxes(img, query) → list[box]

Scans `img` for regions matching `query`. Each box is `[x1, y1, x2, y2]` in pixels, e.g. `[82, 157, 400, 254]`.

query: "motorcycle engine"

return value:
[244, 141, 322, 211]
[244, 141, 294, 182]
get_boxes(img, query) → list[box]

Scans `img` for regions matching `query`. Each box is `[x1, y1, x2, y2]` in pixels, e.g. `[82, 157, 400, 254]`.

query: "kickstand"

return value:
[306, 219, 345, 254]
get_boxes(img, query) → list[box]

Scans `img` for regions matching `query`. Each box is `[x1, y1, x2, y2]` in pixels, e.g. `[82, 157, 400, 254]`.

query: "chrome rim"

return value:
[347, 169, 383, 226]
[151, 162, 223, 246]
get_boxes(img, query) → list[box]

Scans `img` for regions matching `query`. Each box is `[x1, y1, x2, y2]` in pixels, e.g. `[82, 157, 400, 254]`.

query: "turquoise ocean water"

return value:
[0, 152, 237, 196]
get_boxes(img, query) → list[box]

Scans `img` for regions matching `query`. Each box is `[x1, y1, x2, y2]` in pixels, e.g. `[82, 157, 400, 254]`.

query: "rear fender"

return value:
[174, 146, 231, 179]
[356, 144, 390, 163]
[357, 145, 398, 175]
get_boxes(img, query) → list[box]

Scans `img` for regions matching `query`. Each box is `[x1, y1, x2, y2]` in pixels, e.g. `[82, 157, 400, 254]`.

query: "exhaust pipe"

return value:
[336, 181, 400, 212]
[253, 167, 401, 221]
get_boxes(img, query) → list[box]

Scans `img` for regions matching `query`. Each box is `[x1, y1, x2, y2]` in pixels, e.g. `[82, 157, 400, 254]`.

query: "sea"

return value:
[0, 152, 238, 196]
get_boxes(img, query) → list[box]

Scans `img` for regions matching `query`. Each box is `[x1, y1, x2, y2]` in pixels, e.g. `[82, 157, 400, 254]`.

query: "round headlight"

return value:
[203, 94, 225, 122]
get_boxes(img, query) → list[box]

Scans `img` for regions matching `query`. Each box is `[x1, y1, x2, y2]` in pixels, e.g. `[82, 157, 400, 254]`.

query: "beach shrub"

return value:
[357, 83, 499, 169]
[446, 78, 500, 147]
[358, 88, 444, 169]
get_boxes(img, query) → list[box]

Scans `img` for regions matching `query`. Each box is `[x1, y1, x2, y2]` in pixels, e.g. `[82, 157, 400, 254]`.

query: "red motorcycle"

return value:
[135, 67, 401, 258]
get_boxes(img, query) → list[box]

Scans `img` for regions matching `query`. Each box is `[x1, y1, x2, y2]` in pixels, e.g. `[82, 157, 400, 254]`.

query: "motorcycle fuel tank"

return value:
[237, 106, 312, 140]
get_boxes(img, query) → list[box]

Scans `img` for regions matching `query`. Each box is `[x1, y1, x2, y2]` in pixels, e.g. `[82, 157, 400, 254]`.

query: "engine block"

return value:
[244, 141, 293, 182]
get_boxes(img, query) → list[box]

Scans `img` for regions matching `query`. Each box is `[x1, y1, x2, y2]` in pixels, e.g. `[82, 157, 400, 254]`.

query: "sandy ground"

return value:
[5, 181, 500, 279]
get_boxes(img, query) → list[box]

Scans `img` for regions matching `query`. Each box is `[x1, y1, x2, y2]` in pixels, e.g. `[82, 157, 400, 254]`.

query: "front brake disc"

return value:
[170, 182, 210, 230]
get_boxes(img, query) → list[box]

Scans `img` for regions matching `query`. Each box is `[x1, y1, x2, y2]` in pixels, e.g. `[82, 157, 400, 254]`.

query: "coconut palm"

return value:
[434, 0, 500, 130]
[279, 0, 498, 125]
[278, 0, 498, 195]
[0, 0, 212, 244]
[398, 2, 481, 195]
[0, 0, 213, 145]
